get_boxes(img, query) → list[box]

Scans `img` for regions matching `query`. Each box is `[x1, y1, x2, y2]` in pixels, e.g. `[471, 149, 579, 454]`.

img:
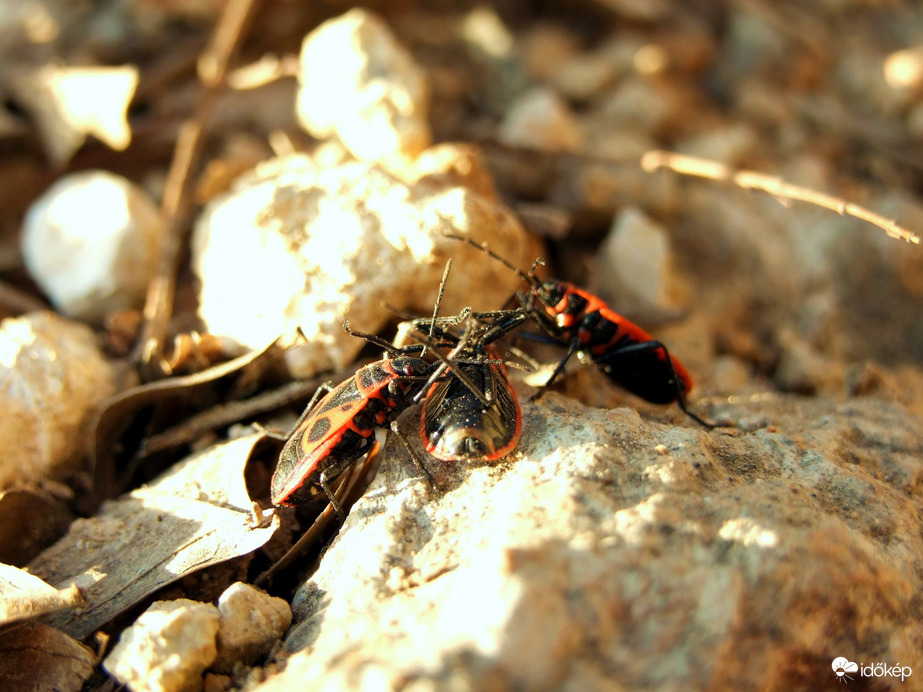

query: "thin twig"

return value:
[641, 150, 920, 245]
[137, 376, 329, 457]
[135, 0, 261, 380]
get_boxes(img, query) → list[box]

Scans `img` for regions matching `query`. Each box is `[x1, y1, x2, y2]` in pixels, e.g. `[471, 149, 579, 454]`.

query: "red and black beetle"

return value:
[445, 234, 714, 428]
[270, 310, 524, 515]
[269, 349, 437, 516]
[409, 312, 526, 463]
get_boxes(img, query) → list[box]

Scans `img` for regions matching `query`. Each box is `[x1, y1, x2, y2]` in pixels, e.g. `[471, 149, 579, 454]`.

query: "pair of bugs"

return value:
[270, 236, 713, 516]
[270, 307, 525, 516]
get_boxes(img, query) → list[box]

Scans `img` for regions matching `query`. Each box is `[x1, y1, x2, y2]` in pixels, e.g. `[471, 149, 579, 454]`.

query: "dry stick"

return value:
[135, 0, 261, 381]
[640, 150, 921, 245]
[137, 375, 331, 458]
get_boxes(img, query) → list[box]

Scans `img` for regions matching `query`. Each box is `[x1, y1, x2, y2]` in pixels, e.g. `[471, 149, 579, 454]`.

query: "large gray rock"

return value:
[253, 391, 922, 691]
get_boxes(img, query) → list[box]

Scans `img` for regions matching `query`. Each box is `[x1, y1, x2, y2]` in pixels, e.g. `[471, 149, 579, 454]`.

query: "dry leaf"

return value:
[0, 622, 95, 692]
[29, 433, 278, 640]
[0, 489, 73, 566]
[0, 563, 86, 632]
[92, 338, 287, 502]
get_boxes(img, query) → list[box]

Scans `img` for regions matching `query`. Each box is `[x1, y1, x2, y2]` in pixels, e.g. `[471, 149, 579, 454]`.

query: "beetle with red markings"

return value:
[445, 233, 714, 428]
[270, 307, 529, 517]
[408, 310, 527, 463]
[269, 345, 437, 517]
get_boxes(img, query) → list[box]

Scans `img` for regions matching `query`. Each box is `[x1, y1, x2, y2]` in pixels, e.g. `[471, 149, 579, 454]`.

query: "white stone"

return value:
[296, 9, 431, 162]
[0, 311, 118, 490]
[598, 76, 674, 133]
[547, 51, 620, 103]
[499, 87, 583, 153]
[13, 64, 139, 165]
[191, 153, 532, 377]
[675, 123, 759, 166]
[597, 206, 673, 309]
[212, 582, 292, 673]
[21, 170, 164, 322]
[103, 599, 220, 692]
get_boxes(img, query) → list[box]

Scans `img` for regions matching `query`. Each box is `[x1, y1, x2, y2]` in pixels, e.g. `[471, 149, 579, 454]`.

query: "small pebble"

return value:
[103, 599, 220, 692]
[212, 582, 292, 673]
[21, 170, 164, 322]
[499, 87, 583, 152]
[597, 206, 674, 310]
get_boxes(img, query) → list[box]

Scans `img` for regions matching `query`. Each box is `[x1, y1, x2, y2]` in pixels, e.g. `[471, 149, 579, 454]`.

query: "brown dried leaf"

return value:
[92, 339, 287, 501]
[0, 489, 74, 566]
[0, 622, 95, 692]
[0, 564, 86, 632]
[29, 433, 278, 640]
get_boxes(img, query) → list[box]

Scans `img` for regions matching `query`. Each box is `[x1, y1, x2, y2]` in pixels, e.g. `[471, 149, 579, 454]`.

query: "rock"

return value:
[596, 206, 677, 312]
[499, 87, 583, 153]
[597, 76, 676, 135]
[12, 65, 139, 165]
[459, 6, 515, 60]
[211, 582, 292, 673]
[517, 24, 580, 83]
[675, 123, 760, 166]
[253, 393, 922, 691]
[546, 50, 620, 103]
[773, 326, 845, 395]
[190, 153, 533, 377]
[295, 9, 431, 162]
[884, 45, 923, 102]
[0, 311, 118, 489]
[103, 599, 220, 692]
[21, 170, 164, 322]
[579, 119, 658, 162]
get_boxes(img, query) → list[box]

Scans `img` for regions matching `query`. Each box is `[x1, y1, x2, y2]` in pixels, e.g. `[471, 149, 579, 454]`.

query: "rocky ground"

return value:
[1, 1, 922, 691]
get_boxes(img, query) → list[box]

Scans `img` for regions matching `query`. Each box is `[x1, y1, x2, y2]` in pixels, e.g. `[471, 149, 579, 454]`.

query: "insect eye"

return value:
[541, 282, 562, 303]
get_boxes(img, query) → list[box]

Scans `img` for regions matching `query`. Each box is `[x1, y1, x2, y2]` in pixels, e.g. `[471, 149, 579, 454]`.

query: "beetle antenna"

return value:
[424, 259, 453, 357]
[343, 320, 400, 355]
[442, 232, 535, 286]
[409, 326, 491, 407]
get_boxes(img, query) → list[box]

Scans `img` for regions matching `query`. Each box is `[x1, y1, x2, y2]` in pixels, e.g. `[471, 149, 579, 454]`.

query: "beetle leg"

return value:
[594, 339, 715, 429]
[318, 470, 346, 519]
[390, 420, 436, 490]
[531, 338, 580, 401]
